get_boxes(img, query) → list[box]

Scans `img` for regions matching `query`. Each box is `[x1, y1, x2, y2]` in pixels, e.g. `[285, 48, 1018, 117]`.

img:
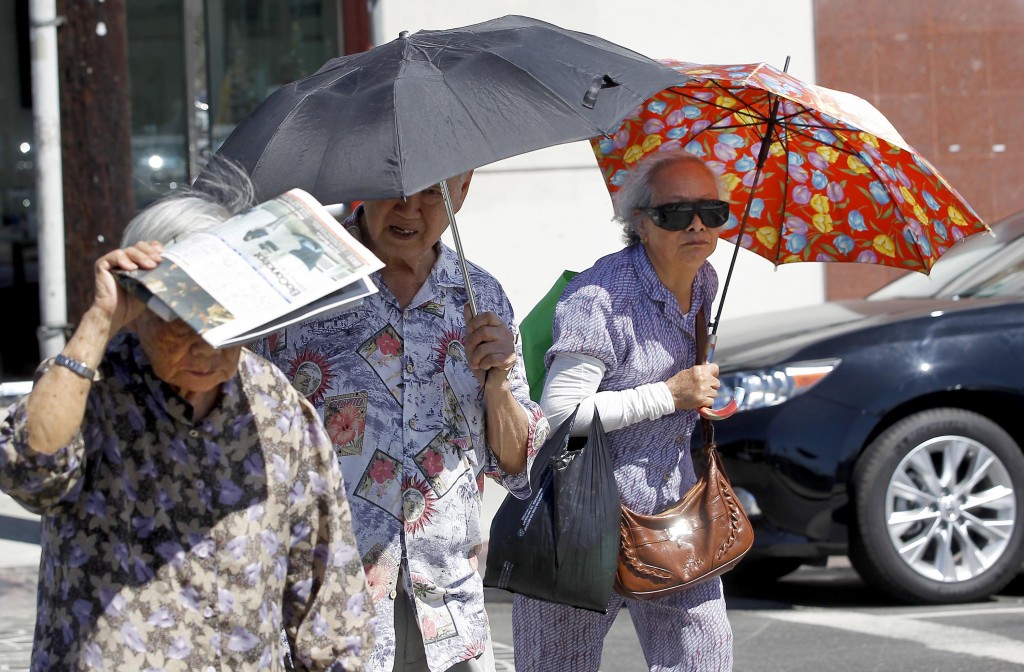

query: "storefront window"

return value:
[127, 0, 190, 210]
[127, 1, 341, 211]
[0, 1, 346, 379]
[0, 0, 40, 379]
[206, 1, 341, 155]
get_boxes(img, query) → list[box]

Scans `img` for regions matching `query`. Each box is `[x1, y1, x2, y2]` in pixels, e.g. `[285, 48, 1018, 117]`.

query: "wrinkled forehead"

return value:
[650, 161, 719, 205]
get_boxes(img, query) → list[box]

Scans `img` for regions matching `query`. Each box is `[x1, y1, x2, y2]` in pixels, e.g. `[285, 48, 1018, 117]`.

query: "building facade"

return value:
[0, 0, 368, 379]
[2, 0, 1019, 381]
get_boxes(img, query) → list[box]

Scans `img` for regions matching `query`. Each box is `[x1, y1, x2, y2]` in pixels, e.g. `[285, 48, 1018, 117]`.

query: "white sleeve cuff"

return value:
[540, 352, 676, 437]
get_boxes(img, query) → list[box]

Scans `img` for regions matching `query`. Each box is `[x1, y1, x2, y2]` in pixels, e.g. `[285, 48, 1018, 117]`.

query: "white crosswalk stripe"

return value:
[758, 606, 1024, 667]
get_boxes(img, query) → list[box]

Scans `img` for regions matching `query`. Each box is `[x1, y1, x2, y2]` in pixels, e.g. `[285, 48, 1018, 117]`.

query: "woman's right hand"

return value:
[24, 241, 164, 456]
[666, 362, 720, 410]
[92, 241, 164, 334]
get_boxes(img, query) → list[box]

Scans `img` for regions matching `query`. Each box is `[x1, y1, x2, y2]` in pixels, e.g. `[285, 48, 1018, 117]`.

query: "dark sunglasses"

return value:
[638, 200, 731, 230]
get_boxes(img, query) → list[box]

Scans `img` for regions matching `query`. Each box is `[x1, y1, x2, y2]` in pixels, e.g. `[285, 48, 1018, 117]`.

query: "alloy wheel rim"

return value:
[885, 435, 1017, 583]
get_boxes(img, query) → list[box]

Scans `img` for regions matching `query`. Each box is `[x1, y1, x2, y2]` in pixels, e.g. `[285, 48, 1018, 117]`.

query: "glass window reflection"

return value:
[206, 1, 340, 155]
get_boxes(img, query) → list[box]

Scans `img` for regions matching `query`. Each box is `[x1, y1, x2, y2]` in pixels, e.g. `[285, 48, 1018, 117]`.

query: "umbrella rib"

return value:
[671, 85, 878, 145]
[811, 128, 928, 271]
[781, 108, 932, 271]
[669, 85, 772, 129]
[767, 106, 928, 270]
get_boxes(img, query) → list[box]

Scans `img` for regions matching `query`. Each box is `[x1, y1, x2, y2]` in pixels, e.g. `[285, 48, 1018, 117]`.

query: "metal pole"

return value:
[439, 179, 478, 317]
[30, 0, 67, 359]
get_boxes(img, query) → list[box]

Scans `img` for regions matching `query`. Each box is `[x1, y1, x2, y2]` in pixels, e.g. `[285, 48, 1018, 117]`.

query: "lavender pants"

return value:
[511, 578, 732, 672]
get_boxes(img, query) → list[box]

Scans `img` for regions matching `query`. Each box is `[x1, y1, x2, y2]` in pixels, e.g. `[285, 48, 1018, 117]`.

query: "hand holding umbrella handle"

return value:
[698, 332, 742, 421]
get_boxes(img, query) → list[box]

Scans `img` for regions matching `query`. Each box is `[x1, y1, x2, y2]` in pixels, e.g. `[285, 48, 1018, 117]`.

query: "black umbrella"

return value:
[203, 14, 687, 312]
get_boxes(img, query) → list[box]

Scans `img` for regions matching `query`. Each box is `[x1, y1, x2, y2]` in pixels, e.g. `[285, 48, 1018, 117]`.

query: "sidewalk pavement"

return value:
[0, 484, 510, 672]
[0, 491, 39, 672]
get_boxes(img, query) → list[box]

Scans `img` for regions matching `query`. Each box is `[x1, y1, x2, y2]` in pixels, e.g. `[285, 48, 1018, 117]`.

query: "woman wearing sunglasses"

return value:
[512, 148, 733, 671]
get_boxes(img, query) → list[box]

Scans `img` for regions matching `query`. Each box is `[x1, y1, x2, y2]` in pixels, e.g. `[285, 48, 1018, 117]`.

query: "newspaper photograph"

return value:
[118, 189, 383, 348]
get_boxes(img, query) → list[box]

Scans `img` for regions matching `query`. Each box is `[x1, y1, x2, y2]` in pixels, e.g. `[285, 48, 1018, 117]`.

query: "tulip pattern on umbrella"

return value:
[592, 60, 987, 274]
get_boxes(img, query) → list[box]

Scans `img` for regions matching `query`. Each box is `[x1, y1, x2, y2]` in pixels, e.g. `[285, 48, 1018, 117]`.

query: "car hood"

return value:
[712, 296, 1016, 370]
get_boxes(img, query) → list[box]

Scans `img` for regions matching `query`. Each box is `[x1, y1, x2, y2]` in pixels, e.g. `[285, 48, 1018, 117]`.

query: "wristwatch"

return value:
[34, 355, 102, 383]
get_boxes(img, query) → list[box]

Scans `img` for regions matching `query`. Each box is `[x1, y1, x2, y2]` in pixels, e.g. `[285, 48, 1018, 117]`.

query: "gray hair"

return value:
[611, 148, 719, 247]
[121, 159, 257, 247]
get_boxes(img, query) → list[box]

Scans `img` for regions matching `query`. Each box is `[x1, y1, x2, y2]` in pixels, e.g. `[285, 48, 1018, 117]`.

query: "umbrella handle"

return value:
[698, 333, 741, 421]
[699, 395, 741, 421]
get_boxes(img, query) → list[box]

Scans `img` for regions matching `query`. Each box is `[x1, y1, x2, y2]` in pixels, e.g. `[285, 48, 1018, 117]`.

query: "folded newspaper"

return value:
[117, 188, 384, 348]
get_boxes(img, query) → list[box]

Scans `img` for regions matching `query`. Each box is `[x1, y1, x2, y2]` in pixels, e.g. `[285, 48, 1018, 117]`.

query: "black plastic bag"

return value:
[483, 407, 619, 612]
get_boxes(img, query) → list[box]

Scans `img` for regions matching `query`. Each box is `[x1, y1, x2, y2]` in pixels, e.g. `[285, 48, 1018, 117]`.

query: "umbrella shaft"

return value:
[440, 180, 478, 317]
[713, 94, 782, 337]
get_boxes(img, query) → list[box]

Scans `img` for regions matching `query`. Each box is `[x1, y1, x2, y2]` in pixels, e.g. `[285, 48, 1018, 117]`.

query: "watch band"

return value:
[53, 354, 101, 382]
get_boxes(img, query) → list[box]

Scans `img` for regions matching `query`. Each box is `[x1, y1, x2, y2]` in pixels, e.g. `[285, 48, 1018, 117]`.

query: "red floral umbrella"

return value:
[592, 60, 988, 313]
[591, 59, 988, 418]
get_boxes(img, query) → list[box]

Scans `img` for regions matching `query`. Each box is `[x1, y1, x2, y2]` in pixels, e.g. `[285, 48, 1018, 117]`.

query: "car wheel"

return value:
[850, 408, 1024, 604]
[723, 557, 804, 587]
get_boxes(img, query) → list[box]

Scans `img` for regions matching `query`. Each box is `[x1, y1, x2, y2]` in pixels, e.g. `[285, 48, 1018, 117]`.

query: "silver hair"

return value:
[611, 147, 719, 247]
[121, 159, 257, 247]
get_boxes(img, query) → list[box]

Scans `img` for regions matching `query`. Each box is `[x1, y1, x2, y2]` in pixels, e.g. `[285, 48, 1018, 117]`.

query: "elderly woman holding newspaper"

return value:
[0, 172, 375, 671]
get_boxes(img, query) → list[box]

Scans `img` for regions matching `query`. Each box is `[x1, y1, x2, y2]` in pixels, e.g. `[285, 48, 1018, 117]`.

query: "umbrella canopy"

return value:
[589, 60, 988, 419]
[209, 15, 689, 205]
[592, 60, 988, 280]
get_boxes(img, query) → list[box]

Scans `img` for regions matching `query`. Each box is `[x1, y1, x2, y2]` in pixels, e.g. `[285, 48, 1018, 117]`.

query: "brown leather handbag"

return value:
[614, 312, 754, 600]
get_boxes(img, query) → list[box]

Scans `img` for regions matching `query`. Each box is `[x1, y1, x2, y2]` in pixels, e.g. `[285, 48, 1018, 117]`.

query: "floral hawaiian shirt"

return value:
[0, 333, 375, 671]
[254, 233, 547, 672]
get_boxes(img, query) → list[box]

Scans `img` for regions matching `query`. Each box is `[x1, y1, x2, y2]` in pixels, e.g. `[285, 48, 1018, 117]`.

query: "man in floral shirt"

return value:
[256, 172, 548, 672]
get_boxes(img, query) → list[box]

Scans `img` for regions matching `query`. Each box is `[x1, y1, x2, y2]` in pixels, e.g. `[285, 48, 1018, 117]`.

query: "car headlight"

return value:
[718, 359, 840, 413]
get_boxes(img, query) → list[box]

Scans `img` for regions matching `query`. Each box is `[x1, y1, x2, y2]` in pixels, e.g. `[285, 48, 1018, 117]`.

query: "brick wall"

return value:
[814, 0, 1024, 299]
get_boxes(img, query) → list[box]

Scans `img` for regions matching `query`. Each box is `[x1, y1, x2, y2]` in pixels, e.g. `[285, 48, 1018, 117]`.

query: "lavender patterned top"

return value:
[0, 333, 375, 671]
[547, 244, 718, 515]
[254, 238, 547, 672]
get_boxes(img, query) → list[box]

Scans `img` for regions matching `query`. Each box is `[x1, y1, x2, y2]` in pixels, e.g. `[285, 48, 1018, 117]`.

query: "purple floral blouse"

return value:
[0, 333, 375, 671]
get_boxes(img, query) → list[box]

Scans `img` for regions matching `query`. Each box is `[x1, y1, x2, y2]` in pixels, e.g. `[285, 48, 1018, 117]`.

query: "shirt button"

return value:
[195, 480, 205, 489]
[206, 667, 216, 672]
[406, 360, 414, 373]
[203, 606, 214, 618]
[189, 429, 200, 438]
[675, 436, 684, 445]
[408, 419, 415, 429]
[389, 589, 398, 600]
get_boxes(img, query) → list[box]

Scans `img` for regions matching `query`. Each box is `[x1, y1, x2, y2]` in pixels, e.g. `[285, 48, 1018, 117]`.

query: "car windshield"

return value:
[953, 246, 1024, 298]
[868, 219, 1024, 300]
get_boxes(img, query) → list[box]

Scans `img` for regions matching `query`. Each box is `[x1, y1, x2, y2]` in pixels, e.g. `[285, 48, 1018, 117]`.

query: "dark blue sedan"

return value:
[707, 211, 1024, 604]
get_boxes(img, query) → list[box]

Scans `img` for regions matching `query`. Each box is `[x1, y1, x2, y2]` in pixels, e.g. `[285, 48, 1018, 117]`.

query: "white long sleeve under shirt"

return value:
[539, 352, 677, 437]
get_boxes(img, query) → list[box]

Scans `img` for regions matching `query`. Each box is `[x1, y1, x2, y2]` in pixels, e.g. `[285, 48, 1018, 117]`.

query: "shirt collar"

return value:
[112, 332, 241, 427]
[630, 243, 714, 319]
[631, 243, 675, 307]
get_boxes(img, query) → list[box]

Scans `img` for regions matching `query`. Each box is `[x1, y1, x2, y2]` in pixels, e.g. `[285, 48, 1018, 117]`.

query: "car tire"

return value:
[850, 408, 1024, 604]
